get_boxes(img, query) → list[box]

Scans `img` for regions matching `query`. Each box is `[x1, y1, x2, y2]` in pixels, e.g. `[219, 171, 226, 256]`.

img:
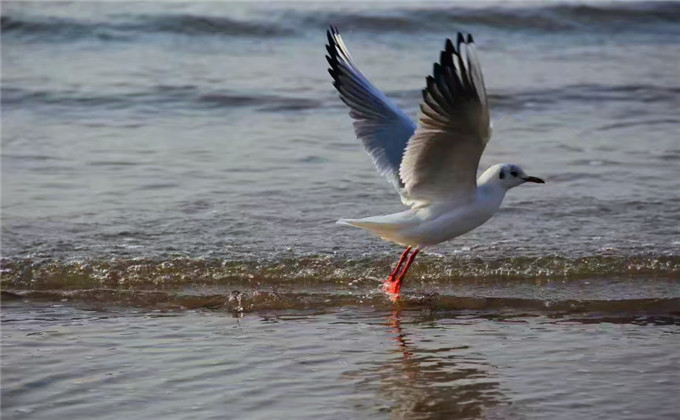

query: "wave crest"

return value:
[1, 254, 677, 291]
[3, 2, 679, 43]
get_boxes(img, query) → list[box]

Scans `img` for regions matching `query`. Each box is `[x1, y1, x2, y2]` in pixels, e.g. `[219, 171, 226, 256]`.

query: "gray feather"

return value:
[326, 26, 416, 193]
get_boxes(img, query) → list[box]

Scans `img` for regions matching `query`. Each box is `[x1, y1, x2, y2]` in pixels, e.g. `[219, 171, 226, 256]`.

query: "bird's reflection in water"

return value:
[347, 310, 509, 419]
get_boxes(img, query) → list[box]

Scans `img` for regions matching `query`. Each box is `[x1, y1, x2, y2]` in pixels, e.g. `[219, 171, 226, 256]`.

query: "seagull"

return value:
[326, 27, 544, 301]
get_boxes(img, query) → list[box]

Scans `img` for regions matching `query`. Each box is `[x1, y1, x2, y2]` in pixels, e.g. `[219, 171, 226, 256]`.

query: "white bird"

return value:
[326, 27, 544, 300]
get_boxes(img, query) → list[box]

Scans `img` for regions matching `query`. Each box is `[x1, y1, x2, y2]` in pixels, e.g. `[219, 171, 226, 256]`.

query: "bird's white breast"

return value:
[401, 185, 506, 246]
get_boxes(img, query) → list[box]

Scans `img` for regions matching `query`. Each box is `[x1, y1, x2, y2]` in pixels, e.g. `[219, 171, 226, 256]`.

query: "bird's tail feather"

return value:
[337, 217, 398, 234]
[336, 217, 411, 246]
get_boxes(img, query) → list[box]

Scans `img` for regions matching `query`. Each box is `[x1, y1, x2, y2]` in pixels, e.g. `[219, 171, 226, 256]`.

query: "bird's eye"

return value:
[510, 170, 518, 177]
[499, 169, 505, 179]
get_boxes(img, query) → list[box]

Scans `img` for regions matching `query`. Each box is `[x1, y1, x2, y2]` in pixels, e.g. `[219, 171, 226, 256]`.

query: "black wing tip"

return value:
[444, 32, 476, 58]
[453, 32, 475, 46]
[432, 62, 443, 82]
[325, 25, 346, 66]
[327, 61, 341, 86]
[445, 38, 454, 51]
[440, 37, 459, 69]
[442, 33, 476, 63]
[438, 50, 448, 65]
[327, 25, 341, 41]
[326, 40, 341, 70]
[428, 31, 480, 104]
[326, 25, 347, 88]
[327, 66, 338, 79]
[326, 26, 339, 53]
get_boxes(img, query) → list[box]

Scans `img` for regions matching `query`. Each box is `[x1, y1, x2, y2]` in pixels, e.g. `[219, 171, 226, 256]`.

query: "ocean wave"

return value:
[490, 84, 680, 110]
[0, 13, 293, 41]
[1, 254, 677, 290]
[1, 15, 102, 39]
[3, 84, 676, 115]
[0, 86, 322, 113]
[132, 13, 294, 37]
[292, 2, 680, 33]
[3, 2, 679, 43]
[2, 254, 678, 312]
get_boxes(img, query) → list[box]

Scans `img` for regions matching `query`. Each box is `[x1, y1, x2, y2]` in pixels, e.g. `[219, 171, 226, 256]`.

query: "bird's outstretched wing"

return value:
[326, 26, 416, 195]
[399, 34, 491, 206]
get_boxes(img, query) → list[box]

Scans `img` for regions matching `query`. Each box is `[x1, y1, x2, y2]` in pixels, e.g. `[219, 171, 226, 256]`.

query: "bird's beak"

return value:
[523, 176, 545, 184]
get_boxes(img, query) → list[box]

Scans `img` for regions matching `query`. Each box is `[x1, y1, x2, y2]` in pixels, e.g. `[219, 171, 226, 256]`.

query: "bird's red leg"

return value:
[389, 247, 412, 281]
[391, 249, 420, 300]
[382, 247, 411, 296]
[383, 248, 420, 301]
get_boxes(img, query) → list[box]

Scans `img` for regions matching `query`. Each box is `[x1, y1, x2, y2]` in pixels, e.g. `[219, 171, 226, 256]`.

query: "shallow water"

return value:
[2, 1, 680, 418]
[2, 301, 679, 420]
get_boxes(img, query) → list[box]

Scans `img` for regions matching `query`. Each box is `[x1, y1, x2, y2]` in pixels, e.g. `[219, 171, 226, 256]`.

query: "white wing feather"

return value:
[399, 34, 491, 206]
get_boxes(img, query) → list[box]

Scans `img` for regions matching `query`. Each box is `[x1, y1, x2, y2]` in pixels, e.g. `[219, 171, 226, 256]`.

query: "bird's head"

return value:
[480, 163, 545, 190]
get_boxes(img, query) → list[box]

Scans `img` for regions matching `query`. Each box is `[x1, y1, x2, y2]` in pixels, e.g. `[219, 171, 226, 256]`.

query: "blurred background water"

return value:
[2, 1, 680, 419]
[2, 0, 679, 263]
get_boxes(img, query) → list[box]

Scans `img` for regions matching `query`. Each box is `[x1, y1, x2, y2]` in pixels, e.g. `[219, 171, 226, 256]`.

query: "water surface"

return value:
[2, 1, 680, 418]
[2, 301, 680, 420]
